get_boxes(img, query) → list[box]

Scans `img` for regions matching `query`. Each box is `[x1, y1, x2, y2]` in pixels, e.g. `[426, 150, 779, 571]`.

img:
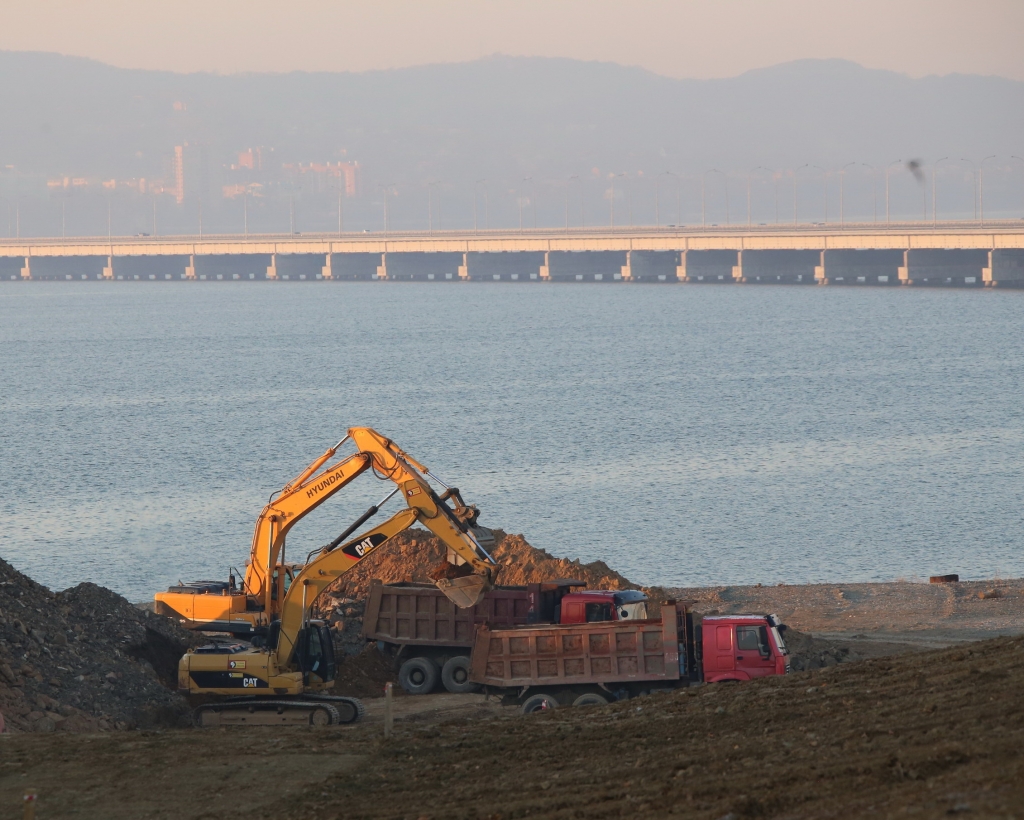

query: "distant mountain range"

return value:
[1, 50, 1021, 234]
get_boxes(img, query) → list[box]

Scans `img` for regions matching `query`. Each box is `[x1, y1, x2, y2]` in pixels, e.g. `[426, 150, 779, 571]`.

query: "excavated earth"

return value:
[1, 529, 1023, 817]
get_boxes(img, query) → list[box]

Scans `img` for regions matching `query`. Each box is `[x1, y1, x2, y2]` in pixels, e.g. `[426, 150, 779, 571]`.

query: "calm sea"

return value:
[2, 281, 1023, 601]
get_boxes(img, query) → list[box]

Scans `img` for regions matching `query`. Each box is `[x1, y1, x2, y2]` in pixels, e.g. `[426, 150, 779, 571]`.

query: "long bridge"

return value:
[2, 222, 1024, 286]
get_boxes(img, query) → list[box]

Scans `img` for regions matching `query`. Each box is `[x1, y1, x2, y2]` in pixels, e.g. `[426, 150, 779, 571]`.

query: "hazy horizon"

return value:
[2, 0, 1023, 82]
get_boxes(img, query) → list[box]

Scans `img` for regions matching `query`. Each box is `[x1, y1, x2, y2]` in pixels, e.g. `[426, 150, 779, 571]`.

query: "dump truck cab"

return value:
[557, 589, 649, 624]
[698, 613, 789, 682]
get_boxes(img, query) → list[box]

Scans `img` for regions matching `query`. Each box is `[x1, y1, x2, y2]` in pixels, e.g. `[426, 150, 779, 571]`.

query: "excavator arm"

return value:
[275, 493, 497, 672]
[244, 427, 496, 614]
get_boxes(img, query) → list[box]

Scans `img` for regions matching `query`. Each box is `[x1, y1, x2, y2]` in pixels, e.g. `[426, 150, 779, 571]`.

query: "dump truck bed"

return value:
[362, 580, 576, 647]
[469, 603, 690, 689]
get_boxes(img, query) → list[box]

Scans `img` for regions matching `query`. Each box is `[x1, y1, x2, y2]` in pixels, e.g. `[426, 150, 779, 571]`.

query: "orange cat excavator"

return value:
[155, 427, 498, 634]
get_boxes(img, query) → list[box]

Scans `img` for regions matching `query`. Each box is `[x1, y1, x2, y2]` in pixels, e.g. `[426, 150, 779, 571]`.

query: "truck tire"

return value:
[572, 692, 609, 707]
[521, 693, 559, 714]
[441, 656, 478, 694]
[398, 657, 439, 695]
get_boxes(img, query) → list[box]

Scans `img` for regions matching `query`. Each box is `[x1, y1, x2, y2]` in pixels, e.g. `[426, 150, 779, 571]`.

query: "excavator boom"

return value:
[156, 427, 498, 634]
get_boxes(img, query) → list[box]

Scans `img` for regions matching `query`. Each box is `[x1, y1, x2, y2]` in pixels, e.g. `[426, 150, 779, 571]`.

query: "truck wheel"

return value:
[398, 657, 439, 695]
[520, 693, 559, 715]
[572, 692, 609, 707]
[441, 656, 478, 694]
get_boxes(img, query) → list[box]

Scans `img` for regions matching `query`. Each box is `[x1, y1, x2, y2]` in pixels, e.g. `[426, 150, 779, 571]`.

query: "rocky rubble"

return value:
[0, 557, 198, 733]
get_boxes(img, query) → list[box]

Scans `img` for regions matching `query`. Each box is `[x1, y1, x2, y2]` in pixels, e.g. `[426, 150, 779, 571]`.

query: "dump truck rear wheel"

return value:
[572, 692, 609, 707]
[398, 657, 439, 695]
[441, 656, 478, 694]
[521, 693, 559, 714]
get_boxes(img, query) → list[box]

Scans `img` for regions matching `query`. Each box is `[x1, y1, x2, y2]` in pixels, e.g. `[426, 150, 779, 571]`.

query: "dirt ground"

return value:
[3, 531, 1024, 818]
[2, 632, 1023, 819]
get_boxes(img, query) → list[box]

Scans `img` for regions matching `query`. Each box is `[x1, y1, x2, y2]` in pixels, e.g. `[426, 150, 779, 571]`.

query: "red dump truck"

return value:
[469, 602, 790, 712]
[361, 580, 651, 694]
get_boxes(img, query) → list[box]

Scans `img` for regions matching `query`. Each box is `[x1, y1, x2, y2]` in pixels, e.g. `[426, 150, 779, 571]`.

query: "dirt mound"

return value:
[0, 557, 198, 733]
[331, 644, 396, 699]
[325, 528, 639, 602]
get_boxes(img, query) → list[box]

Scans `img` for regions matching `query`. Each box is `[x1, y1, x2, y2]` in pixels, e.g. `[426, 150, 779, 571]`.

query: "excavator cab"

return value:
[294, 622, 337, 686]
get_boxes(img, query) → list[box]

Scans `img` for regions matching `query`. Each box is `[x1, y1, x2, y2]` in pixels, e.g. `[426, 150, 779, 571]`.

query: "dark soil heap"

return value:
[0, 557, 198, 734]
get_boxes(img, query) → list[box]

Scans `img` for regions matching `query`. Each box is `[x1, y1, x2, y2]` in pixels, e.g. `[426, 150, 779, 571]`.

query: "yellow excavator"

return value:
[155, 427, 497, 633]
[169, 427, 499, 725]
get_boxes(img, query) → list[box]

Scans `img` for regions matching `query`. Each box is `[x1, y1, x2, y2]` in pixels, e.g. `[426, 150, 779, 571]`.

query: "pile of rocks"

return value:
[0, 557, 198, 733]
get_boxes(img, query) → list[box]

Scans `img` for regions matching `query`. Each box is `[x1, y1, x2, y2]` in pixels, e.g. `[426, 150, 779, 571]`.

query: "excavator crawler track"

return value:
[304, 694, 366, 724]
[193, 699, 351, 728]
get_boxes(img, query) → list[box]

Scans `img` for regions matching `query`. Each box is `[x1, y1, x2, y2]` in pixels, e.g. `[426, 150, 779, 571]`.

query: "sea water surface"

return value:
[2, 282, 1023, 601]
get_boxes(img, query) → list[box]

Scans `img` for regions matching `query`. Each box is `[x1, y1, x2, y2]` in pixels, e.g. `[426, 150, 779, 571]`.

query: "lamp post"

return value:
[812, 165, 827, 224]
[840, 162, 857, 227]
[793, 164, 808, 225]
[657, 171, 680, 227]
[703, 168, 727, 229]
[474, 179, 487, 233]
[860, 164, 878, 224]
[932, 157, 949, 226]
[885, 159, 902, 226]
[609, 173, 624, 228]
[1012, 156, 1024, 219]
[979, 155, 997, 227]
[747, 167, 774, 227]
[427, 180, 441, 234]
[342, 182, 350, 236]
[960, 158, 978, 221]
[565, 175, 579, 232]
[519, 177, 533, 233]
[377, 183, 395, 235]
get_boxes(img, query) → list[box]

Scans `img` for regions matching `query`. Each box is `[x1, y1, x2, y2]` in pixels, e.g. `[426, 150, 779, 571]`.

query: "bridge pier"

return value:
[185, 255, 196, 280]
[983, 249, 1024, 287]
[102, 256, 114, 280]
[899, 249, 986, 287]
[458, 252, 469, 280]
[322, 253, 333, 280]
[539, 251, 550, 281]
[20, 256, 31, 280]
[620, 250, 633, 282]
[266, 253, 278, 280]
[682, 250, 738, 283]
[814, 249, 902, 285]
[376, 252, 387, 280]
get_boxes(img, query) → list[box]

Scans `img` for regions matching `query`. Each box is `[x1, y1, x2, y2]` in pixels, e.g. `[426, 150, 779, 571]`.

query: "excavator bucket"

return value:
[435, 574, 492, 609]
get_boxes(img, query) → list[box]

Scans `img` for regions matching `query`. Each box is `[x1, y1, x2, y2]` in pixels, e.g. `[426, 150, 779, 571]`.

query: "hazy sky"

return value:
[2, 0, 1023, 80]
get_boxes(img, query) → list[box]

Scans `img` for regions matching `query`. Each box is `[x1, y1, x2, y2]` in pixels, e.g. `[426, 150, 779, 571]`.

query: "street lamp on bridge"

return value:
[655, 169, 679, 227]
[474, 179, 487, 233]
[840, 162, 858, 227]
[979, 156, 998, 227]
[377, 183, 396, 235]
[565, 175, 581, 233]
[519, 177, 533, 233]
[932, 157, 949, 226]
[793, 164, 808, 225]
[812, 165, 828, 224]
[609, 173, 625, 228]
[1012, 157, 1024, 218]
[427, 180, 442, 235]
[885, 159, 902, 226]
[703, 169, 728, 230]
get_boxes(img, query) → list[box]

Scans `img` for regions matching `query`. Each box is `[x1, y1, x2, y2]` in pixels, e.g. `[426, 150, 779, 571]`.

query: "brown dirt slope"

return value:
[263, 634, 1024, 820]
[328, 528, 638, 601]
[669, 578, 1024, 641]
[0, 557, 197, 733]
